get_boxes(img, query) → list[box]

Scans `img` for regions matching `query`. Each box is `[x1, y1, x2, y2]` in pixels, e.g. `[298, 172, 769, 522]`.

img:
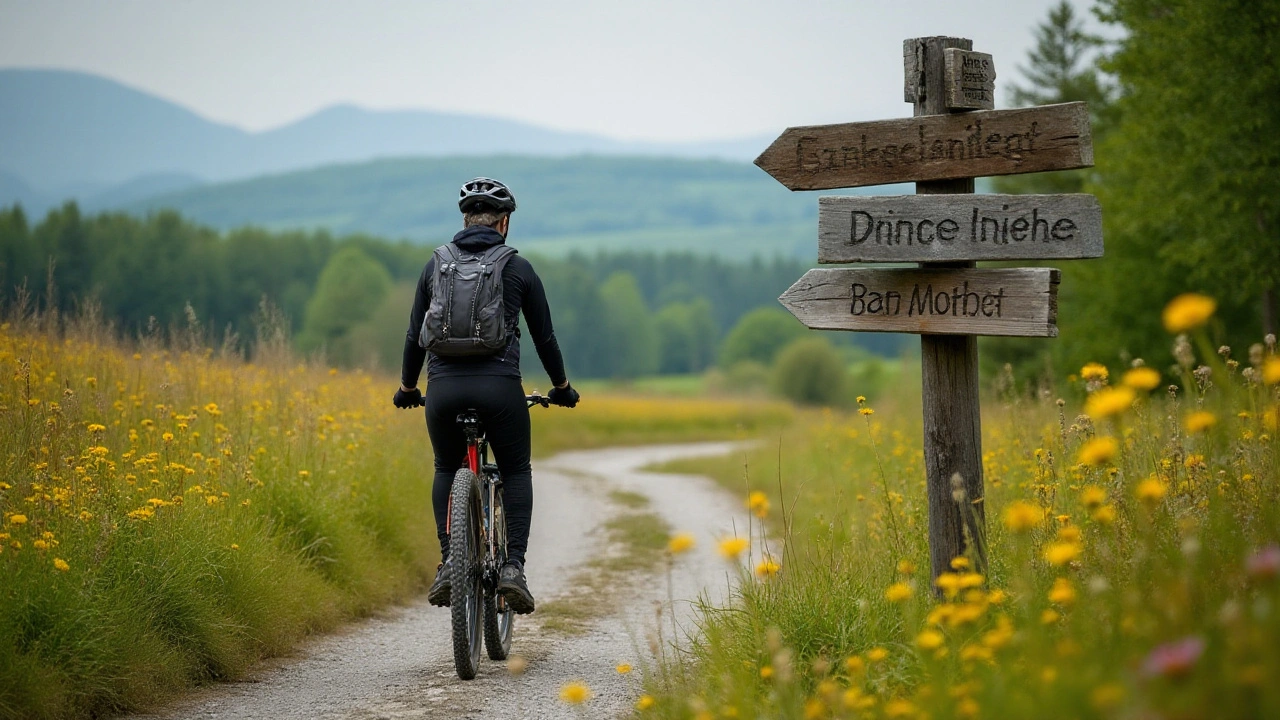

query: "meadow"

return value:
[0, 309, 790, 720]
[633, 295, 1280, 719]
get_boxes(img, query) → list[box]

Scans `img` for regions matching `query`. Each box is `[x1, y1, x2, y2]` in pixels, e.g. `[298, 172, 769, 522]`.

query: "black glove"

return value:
[548, 383, 580, 408]
[393, 387, 424, 409]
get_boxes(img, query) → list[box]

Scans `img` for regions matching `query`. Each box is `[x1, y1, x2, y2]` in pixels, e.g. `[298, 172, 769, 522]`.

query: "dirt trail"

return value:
[129, 442, 753, 720]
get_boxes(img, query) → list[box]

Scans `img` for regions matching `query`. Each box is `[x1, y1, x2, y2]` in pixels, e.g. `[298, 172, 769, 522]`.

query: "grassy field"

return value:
[0, 316, 791, 719]
[633, 297, 1280, 719]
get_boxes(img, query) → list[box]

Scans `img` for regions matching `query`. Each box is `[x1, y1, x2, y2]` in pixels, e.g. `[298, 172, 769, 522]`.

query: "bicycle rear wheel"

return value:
[449, 468, 483, 680]
[483, 483, 514, 660]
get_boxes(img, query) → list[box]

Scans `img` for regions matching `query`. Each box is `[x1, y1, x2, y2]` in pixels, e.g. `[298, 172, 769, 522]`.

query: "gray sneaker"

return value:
[427, 561, 451, 607]
[496, 561, 535, 614]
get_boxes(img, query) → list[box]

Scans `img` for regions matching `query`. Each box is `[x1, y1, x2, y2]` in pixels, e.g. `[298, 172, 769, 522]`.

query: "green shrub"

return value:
[770, 337, 848, 407]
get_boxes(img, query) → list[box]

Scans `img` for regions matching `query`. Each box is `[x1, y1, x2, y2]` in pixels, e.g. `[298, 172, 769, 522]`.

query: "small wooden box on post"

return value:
[755, 36, 1102, 590]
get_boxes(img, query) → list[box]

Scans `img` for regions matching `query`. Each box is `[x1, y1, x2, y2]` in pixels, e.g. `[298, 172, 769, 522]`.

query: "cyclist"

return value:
[393, 177, 579, 615]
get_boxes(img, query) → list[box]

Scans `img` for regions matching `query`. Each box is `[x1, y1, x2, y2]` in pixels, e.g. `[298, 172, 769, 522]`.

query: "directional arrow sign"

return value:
[755, 102, 1092, 191]
[779, 267, 1059, 337]
[818, 194, 1103, 263]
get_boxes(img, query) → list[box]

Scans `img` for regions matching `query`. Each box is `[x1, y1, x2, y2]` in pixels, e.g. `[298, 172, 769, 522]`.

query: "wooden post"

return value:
[909, 36, 987, 583]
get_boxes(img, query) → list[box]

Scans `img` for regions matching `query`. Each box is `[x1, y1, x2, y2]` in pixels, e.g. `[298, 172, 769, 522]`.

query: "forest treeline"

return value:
[0, 202, 889, 380]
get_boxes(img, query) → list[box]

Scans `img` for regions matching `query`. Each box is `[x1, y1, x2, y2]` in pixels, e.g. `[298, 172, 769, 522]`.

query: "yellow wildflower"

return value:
[7, 514, 28, 525]
[615, 663, 632, 674]
[204, 402, 221, 416]
[1081, 485, 1107, 509]
[844, 656, 865, 674]
[1184, 411, 1217, 433]
[1162, 293, 1216, 333]
[759, 665, 773, 679]
[916, 629, 945, 651]
[1085, 387, 1135, 419]
[897, 559, 916, 575]
[717, 536, 748, 559]
[1048, 577, 1076, 606]
[1264, 357, 1280, 385]
[558, 681, 592, 705]
[1043, 542, 1081, 566]
[755, 558, 781, 578]
[1002, 500, 1042, 533]
[884, 698, 916, 718]
[884, 582, 913, 603]
[1122, 366, 1161, 391]
[33, 539, 49, 551]
[53, 558, 70, 572]
[162, 432, 174, 443]
[1041, 608, 1061, 624]
[1080, 363, 1108, 381]
[859, 407, 874, 416]
[865, 647, 889, 662]
[1091, 504, 1116, 524]
[87, 423, 105, 433]
[635, 695, 655, 710]
[667, 532, 696, 555]
[1078, 436, 1118, 466]
[747, 491, 769, 518]
[1136, 477, 1168, 504]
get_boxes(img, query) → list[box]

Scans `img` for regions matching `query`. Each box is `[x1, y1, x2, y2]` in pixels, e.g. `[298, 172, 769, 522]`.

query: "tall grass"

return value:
[638, 300, 1280, 718]
[0, 303, 794, 719]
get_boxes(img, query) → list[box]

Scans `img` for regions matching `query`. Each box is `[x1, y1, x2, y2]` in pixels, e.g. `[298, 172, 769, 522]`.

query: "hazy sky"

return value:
[0, 0, 1107, 142]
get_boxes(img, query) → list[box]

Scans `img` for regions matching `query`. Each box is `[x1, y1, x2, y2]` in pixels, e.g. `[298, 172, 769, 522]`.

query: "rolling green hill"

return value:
[126, 155, 907, 259]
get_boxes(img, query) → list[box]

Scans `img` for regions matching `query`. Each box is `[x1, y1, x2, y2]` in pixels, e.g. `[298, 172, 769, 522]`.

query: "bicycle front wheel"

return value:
[449, 467, 483, 680]
[483, 483, 514, 660]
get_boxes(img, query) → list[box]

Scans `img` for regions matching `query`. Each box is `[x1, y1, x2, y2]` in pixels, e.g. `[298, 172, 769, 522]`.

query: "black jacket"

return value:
[401, 226, 567, 388]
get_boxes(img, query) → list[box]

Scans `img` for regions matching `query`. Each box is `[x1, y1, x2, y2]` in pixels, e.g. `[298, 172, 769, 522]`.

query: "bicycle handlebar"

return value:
[526, 393, 551, 408]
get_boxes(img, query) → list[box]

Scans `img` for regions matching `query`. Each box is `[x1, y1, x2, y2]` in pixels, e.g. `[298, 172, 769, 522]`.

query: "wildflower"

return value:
[916, 629, 945, 651]
[1081, 486, 1107, 509]
[759, 665, 773, 679]
[162, 432, 174, 443]
[897, 559, 916, 575]
[755, 558, 781, 578]
[87, 423, 105, 433]
[667, 532, 695, 555]
[884, 699, 916, 718]
[747, 491, 769, 518]
[1122, 367, 1162, 391]
[7, 514, 27, 525]
[615, 663, 632, 674]
[1077, 437, 1118, 466]
[204, 403, 221, 416]
[1048, 578, 1076, 606]
[1141, 636, 1204, 679]
[717, 536, 748, 559]
[558, 681, 592, 705]
[1085, 387, 1135, 419]
[1043, 542, 1081, 566]
[1136, 477, 1168, 504]
[1264, 357, 1280, 385]
[856, 395, 867, 404]
[859, 407, 874, 416]
[1245, 544, 1280, 581]
[635, 695, 655, 710]
[843, 656, 865, 674]
[53, 557, 70, 572]
[950, 556, 970, 571]
[1091, 505, 1116, 524]
[1040, 608, 1061, 624]
[1001, 500, 1042, 533]
[1162, 293, 1216, 333]
[865, 647, 888, 663]
[1184, 411, 1217, 433]
[32, 539, 49, 551]
[1080, 363, 1108, 382]
[230, 544, 240, 551]
[884, 582, 913, 603]
[85, 376, 97, 388]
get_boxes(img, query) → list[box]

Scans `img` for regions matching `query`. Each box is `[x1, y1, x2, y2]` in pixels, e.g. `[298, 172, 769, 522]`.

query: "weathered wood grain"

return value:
[817, 193, 1103, 263]
[754, 101, 1093, 191]
[779, 267, 1060, 337]
[944, 48, 995, 110]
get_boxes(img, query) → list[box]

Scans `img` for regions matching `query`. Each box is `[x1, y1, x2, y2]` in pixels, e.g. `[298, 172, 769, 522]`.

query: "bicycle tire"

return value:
[483, 482, 514, 660]
[449, 467, 483, 680]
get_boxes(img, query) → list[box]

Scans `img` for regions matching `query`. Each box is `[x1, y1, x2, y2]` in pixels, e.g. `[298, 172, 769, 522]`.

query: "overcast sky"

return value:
[0, 0, 1108, 142]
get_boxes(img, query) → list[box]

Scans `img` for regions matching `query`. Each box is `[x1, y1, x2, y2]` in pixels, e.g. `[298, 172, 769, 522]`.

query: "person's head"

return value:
[458, 177, 517, 237]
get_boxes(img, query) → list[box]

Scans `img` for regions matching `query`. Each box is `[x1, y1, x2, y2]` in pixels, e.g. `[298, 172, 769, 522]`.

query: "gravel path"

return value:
[128, 442, 753, 720]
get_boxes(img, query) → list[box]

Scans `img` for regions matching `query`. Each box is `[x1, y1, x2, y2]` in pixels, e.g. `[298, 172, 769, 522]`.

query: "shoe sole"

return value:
[428, 584, 451, 607]
[497, 584, 535, 614]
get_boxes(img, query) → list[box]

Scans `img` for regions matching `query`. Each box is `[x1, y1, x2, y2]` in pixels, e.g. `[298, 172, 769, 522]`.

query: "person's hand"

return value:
[393, 387, 424, 409]
[548, 382, 579, 408]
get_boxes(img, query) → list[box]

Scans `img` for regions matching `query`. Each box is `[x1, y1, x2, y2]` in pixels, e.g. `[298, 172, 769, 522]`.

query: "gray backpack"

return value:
[420, 243, 518, 356]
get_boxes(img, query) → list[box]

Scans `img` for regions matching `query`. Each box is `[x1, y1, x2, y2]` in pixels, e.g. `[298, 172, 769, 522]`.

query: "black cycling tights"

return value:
[424, 375, 532, 567]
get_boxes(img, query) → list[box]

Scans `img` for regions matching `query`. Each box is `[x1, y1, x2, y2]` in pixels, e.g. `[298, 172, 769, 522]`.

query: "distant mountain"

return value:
[0, 68, 771, 202]
[121, 155, 904, 259]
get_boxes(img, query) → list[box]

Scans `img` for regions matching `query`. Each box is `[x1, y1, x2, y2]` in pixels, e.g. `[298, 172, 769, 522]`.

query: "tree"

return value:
[297, 246, 392, 360]
[719, 307, 807, 368]
[655, 298, 718, 375]
[597, 272, 659, 379]
[1095, 0, 1280, 337]
[770, 337, 849, 407]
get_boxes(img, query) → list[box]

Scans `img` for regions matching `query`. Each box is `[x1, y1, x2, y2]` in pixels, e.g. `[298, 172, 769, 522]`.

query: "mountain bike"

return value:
[449, 392, 550, 680]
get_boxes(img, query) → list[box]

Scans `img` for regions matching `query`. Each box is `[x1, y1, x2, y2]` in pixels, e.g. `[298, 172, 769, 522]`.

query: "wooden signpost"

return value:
[759, 36, 1103, 586]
